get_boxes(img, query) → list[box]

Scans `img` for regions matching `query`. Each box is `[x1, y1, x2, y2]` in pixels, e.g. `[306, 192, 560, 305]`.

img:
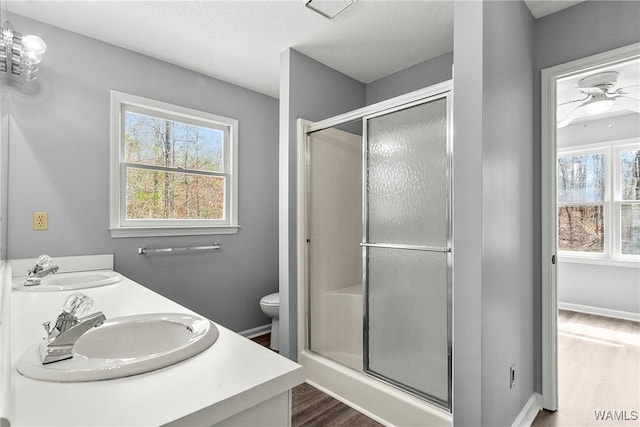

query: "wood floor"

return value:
[292, 382, 384, 427]
[532, 310, 640, 427]
[253, 310, 639, 427]
[250, 334, 383, 427]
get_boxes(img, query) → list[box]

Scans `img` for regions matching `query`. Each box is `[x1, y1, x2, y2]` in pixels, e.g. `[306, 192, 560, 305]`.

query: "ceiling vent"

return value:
[305, 0, 356, 20]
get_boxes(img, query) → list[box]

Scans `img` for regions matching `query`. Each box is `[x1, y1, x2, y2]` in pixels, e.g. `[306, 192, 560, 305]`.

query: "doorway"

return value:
[541, 43, 640, 414]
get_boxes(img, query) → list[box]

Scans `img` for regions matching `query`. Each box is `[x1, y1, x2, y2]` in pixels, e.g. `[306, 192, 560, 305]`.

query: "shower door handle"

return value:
[360, 243, 451, 253]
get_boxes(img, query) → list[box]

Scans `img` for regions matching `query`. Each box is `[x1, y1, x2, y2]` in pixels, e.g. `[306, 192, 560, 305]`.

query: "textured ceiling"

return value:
[6, 1, 454, 98]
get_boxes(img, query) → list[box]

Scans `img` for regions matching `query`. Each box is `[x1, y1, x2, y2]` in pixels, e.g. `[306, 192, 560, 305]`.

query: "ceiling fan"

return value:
[557, 70, 640, 128]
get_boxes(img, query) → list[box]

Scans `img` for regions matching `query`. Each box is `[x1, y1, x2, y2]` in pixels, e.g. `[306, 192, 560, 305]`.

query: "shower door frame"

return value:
[297, 80, 453, 412]
[361, 93, 453, 411]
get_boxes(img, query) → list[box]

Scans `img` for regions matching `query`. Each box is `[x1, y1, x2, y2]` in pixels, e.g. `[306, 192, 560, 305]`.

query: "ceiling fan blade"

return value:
[615, 95, 640, 114]
[557, 103, 584, 128]
[558, 95, 589, 106]
[616, 84, 640, 92]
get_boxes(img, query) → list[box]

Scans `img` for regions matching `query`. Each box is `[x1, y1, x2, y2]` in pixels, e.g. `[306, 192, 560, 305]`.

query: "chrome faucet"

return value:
[25, 254, 59, 286]
[40, 293, 106, 364]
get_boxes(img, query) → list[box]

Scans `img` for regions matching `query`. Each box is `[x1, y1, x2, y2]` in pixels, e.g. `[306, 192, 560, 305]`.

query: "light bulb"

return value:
[22, 34, 47, 56]
[583, 95, 615, 115]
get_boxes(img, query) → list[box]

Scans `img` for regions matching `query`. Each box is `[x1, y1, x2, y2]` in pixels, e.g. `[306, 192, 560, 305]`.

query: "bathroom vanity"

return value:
[1, 256, 304, 426]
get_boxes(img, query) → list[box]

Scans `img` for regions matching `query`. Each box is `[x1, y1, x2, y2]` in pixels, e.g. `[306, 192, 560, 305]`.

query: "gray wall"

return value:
[480, 2, 536, 426]
[365, 51, 453, 106]
[452, 2, 536, 425]
[533, 0, 640, 391]
[279, 49, 365, 359]
[451, 1, 484, 423]
[4, 13, 280, 333]
[557, 114, 640, 316]
[558, 263, 640, 314]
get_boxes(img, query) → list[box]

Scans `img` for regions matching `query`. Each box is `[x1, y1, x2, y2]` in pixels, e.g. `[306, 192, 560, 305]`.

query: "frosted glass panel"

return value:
[367, 99, 448, 246]
[366, 247, 449, 403]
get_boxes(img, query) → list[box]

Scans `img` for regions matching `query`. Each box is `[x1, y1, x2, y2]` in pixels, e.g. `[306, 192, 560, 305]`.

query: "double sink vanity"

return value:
[0, 255, 304, 426]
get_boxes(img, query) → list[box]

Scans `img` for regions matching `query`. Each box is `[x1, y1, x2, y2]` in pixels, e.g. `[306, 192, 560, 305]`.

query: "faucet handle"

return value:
[36, 255, 53, 268]
[28, 254, 53, 275]
[63, 293, 94, 317]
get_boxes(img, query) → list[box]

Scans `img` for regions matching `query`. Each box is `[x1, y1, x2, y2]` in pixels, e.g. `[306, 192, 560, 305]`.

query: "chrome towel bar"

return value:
[138, 244, 221, 255]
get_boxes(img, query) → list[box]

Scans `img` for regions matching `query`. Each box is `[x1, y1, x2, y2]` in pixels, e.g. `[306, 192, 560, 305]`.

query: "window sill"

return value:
[109, 225, 240, 238]
[558, 256, 640, 269]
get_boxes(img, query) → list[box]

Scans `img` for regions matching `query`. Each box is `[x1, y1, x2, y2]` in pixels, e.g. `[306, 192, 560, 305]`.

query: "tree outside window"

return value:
[557, 141, 640, 260]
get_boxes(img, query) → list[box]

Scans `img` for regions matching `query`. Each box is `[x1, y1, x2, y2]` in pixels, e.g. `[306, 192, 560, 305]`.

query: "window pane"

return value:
[621, 204, 640, 255]
[126, 168, 224, 220]
[620, 149, 640, 201]
[558, 205, 604, 252]
[124, 111, 223, 172]
[557, 153, 605, 203]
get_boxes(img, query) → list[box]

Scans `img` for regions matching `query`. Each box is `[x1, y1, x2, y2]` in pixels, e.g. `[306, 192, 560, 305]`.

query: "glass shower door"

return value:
[363, 96, 451, 409]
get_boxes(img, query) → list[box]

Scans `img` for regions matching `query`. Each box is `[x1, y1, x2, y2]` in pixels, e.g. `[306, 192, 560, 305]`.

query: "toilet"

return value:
[259, 292, 279, 351]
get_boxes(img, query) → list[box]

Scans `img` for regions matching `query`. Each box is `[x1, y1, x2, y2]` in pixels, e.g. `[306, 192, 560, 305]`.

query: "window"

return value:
[557, 139, 639, 262]
[110, 91, 239, 237]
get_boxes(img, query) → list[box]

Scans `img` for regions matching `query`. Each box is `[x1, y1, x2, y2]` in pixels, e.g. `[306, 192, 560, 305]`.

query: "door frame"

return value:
[540, 42, 640, 411]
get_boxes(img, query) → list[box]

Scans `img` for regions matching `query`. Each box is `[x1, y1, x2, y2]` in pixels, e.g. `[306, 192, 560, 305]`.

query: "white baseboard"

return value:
[559, 302, 640, 322]
[239, 324, 271, 339]
[512, 393, 542, 427]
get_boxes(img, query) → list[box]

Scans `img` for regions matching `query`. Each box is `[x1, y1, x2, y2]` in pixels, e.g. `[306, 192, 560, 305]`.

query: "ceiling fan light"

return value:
[583, 97, 615, 115]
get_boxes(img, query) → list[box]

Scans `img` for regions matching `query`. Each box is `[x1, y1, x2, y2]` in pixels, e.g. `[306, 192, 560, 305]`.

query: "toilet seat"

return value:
[260, 293, 279, 306]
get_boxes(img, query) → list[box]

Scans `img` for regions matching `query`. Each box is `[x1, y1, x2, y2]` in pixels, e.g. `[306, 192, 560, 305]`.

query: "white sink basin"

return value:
[12, 270, 122, 291]
[17, 313, 219, 382]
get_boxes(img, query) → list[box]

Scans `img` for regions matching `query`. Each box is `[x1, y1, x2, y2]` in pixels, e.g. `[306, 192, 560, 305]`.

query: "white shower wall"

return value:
[307, 126, 363, 371]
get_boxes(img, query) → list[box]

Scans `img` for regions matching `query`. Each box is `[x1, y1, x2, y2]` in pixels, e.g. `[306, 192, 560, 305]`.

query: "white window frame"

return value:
[557, 138, 640, 264]
[614, 141, 640, 261]
[109, 90, 239, 238]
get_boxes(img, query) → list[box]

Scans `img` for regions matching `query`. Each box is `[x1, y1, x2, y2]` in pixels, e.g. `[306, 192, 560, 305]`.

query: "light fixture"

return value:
[0, 20, 47, 81]
[582, 94, 615, 115]
[305, 0, 356, 20]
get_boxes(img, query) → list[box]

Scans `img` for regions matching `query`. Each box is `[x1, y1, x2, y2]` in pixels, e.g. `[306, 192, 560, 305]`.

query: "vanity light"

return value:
[582, 94, 615, 115]
[0, 20, 47, 81]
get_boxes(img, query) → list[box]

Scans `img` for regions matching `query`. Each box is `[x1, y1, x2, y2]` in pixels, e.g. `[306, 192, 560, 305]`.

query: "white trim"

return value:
[511, 393, 542, 427]
[109, 225, 239, 238]
[541, 42, 640, 412]
[239, 324, 272, 339]
[558, 256, 640, 268]
[296, 118, 312, 357]
[559, 303, 640, 322]
[109, 90, 239, 237]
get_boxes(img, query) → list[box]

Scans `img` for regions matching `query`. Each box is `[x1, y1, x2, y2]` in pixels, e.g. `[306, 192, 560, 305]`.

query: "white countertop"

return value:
[10, 274, 303, 426]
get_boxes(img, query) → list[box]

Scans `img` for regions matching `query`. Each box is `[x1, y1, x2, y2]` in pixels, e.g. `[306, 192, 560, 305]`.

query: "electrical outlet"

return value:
[510, 364, 516, 389]
[33, 211, 48, 230]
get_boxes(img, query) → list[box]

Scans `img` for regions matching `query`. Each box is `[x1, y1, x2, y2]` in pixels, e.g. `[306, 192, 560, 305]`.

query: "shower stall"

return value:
[297, 82, 453, 425]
